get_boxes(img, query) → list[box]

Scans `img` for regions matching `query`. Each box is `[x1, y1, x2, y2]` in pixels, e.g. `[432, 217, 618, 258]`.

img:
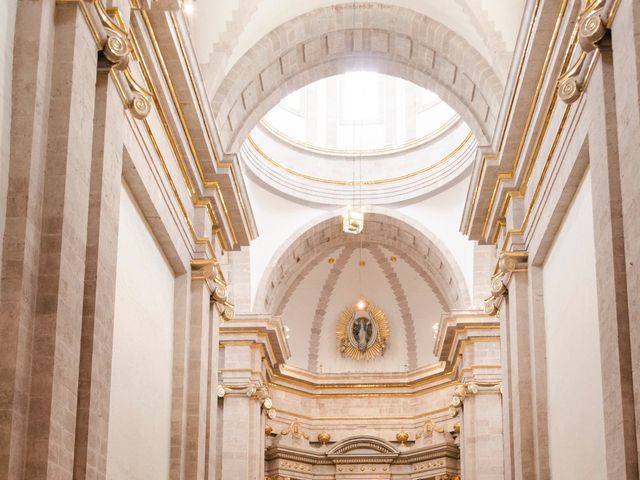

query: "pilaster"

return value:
[26, 3, 98, 479]
[588, 40, 639, 479]
[218, 316, 288, 479]
[434, 310, 502, 480]
[73, 57, 126, 480]
[611, 0, 640, 466]
[0, 1, 56, 478]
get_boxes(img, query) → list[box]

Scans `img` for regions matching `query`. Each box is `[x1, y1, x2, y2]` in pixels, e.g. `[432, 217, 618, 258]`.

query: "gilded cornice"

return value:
[433, 310, 500, 363]
[58, 0, 258, 311]
[63, 0, 255, 261]
[558, 0, 616, 103]
[462, 0, 620, 249]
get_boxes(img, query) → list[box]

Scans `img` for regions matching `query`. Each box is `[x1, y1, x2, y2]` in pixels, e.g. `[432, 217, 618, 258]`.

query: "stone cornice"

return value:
[63, 0, 256, 261]
[220, 315, 291, 367]
[433, 310, 500, 364]
[461, 0, 620, 248]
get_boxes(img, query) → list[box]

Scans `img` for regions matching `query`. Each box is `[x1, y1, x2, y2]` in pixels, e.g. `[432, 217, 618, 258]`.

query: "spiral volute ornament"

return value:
[579, 12, 607, 51]
[212, 284, 228, 303]
[129, 93, 151, 120]
[103, 33, 130, 70]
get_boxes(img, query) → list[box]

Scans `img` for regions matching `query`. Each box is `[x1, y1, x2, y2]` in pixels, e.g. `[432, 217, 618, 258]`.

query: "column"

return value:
[588, 41, 639, 479]
[0, 1, 56, 478]
[217, 316, 289, 480]
[170, 273, 192, 480]
[73, 70, 125, 479]
[504, 270, 535, 478]
[611, 0, 640, 466]
[454, 332, 503, 479]
[184, 266, 214, 479]
[460, 386, 504, 479]
[25, 3, 98, 478]
[218, 344, 265, 479]
[526, 266, 550, 479]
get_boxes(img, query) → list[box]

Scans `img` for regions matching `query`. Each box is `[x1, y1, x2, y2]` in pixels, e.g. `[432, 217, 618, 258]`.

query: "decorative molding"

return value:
[191, 259, 235, 320]
[558, 0, 611, 104]
[317, 431, 331, 445]
[449, 381, 502, 417]
[395, 430, 410, 445]
[416, 418, 445, 439]
[90, 2, 152, 119]
[483, 251, 528, 316]
[266, 436, 459, 477]
[281, 420, 309, 440]
[336, 302, 389, 361]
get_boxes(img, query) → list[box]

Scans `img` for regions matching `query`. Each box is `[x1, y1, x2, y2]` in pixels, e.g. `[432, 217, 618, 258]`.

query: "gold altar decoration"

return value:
[281, 419, 309, 440]
[396, 430, 409, 445]
[336, 302, 389, 361]
[317, 431, 331, 445]
[415, 418, 445, 439]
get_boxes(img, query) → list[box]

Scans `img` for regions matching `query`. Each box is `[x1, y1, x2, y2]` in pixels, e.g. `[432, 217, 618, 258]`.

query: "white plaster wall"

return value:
[398, 174, 475, 298]
[107, 183, 175, 480]
[246, 175, 327, 308]
[0, 0, 18, 280]
[542, 170, 606, 479]
[281, 250, 337, 365]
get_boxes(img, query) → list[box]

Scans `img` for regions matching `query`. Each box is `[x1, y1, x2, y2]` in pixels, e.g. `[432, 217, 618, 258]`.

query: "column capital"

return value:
[191, 258, 235, 321]
[64, 0, 153, 118]
[558, 0, 616, 103]
[484, 251, 528, 316]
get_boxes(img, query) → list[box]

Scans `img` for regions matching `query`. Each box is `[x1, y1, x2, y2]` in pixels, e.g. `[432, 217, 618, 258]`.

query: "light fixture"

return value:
[356, 298, 367, 310]
[342, 206, 364, 234]
[183, 1, 194, 15]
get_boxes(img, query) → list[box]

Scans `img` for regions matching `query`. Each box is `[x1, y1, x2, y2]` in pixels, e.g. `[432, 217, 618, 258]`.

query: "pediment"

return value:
[326, 436, 399, 458]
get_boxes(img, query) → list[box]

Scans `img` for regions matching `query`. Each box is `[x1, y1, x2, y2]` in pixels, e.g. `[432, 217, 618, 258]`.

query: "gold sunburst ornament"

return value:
[336, 301, 389, 360]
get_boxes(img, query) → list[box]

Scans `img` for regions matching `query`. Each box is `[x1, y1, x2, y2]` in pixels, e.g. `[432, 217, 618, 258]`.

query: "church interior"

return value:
[0, 0, 639, 479]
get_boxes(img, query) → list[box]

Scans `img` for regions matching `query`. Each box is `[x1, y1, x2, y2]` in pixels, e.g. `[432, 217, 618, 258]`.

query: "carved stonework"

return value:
[484, 251, 528, 316]
[395, 430, 410, 445]
[281, 419, 309, 440]
[317, 431, 331, 445]
[266, 435, 459, 479]
[449, 382, 502, 417]
[416, 418, 445, 439]
[191, 259, 235, 320]
[91, 1, 152, 118]
[558, 0, 612, 104]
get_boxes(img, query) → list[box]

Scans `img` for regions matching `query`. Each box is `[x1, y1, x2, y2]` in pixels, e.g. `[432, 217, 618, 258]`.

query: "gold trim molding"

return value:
[247, 131, 474, 186]
[558, 0, 611, 103]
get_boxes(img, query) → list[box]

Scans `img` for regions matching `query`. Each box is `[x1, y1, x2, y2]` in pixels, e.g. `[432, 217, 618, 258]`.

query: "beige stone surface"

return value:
[0, 1, 639, 479]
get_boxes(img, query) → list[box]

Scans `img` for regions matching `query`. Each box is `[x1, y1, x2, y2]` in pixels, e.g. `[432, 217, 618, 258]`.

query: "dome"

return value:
[261, 71, 459, 155]
[242, 72, 476, 205]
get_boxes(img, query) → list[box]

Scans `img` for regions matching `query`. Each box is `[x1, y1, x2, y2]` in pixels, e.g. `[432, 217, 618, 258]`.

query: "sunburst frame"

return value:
[336, 302, 389, 361]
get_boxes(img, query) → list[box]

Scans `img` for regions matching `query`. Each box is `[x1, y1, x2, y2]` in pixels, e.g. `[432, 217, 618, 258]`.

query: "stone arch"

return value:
[212, 3, 503, 153]
[254, 207, 471, 316]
